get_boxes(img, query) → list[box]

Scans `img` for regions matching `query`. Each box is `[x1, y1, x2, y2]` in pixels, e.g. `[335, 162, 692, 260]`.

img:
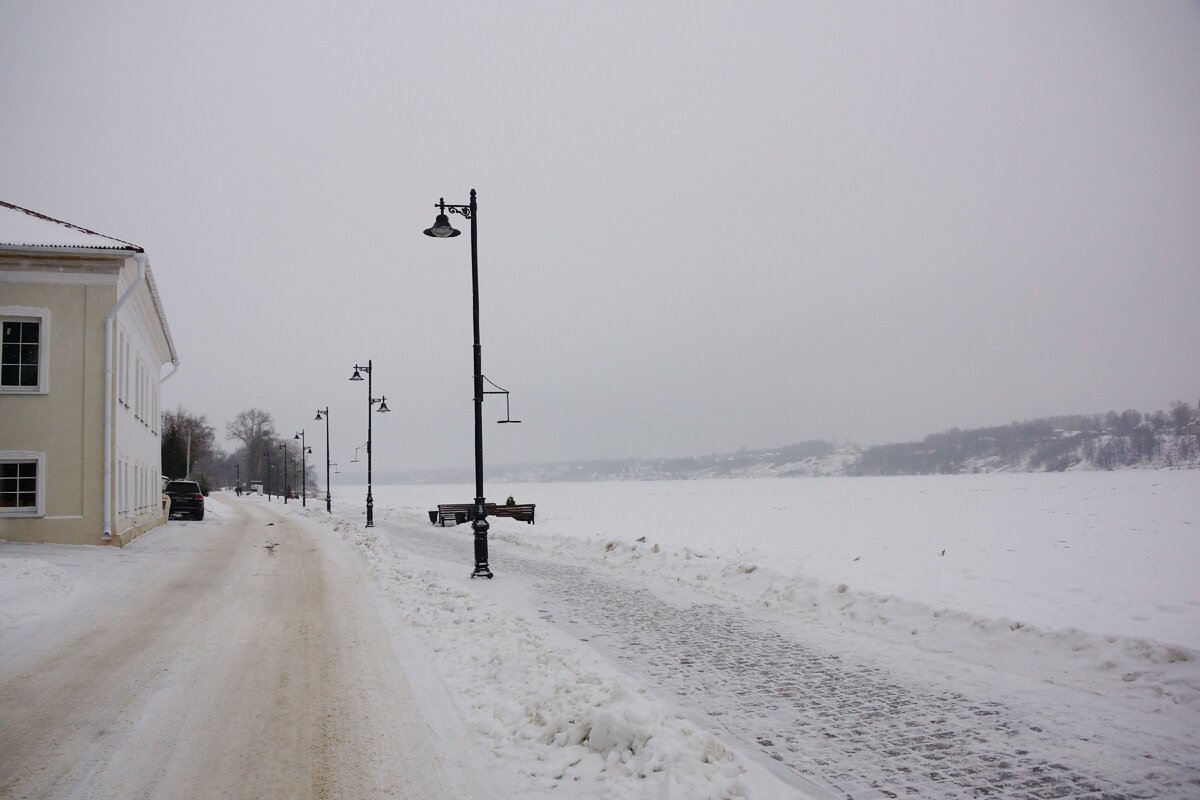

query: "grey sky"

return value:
[3, 1, 1198, 474]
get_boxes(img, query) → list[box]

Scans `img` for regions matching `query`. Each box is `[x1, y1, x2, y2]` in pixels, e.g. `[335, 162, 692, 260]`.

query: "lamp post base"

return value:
[470, 515, 492, 578]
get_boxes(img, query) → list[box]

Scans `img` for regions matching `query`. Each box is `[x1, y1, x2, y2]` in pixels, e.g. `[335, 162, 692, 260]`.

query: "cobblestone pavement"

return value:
[398, 526, 1200, 800]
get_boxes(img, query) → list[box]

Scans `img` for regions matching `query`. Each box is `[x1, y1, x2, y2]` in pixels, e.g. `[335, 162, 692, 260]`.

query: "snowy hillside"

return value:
[375, 426, 1198, 486]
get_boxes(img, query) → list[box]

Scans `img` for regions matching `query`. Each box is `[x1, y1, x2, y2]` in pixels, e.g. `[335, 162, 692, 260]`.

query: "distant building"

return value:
[0, 201, 179, 545]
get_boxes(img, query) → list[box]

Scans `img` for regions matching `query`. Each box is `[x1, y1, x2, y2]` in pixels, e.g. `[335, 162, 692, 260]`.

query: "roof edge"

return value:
[0, 200, 144, 252]
[140, 259, 179, 365]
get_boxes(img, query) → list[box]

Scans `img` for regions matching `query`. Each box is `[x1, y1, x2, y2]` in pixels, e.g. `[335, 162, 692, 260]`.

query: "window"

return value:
[0, 453, 44, 516]
[118, 330, 126, 404]
[0, 308, 49, 393]
[122, 334, 130, 406]
[2, 319, 39, 388]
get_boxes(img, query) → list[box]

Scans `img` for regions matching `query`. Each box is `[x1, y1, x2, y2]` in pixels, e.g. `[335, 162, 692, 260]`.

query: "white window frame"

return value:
[122, 333, 130, 407]
[0, 307, 50, 394]
[0, 451, 46, 517]
[118, 329, 126, 405]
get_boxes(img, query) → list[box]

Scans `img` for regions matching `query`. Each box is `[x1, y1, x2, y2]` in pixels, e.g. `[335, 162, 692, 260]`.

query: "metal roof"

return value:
[0, 200, 143, 252]
[0, 199, 177, 364]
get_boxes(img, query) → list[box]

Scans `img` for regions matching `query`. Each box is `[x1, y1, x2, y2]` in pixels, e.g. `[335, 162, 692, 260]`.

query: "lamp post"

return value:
[263, 455, 273, 502]
[278, 441, 289, 503]
[294, 431, 311, 507]
[315, 408, 332, 513]
[424, 190, 494, 579]
[349, 360, 390, 527]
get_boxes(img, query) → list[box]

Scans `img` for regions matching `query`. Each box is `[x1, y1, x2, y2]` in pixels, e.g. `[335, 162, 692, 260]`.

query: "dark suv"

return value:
[165, 480, 205, 520]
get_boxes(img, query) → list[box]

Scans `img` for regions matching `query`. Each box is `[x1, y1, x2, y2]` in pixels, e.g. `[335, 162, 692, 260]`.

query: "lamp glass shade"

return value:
[349, 369, 363, 381]
[423, 213, 460, 238]
[377, 398, 391, 413]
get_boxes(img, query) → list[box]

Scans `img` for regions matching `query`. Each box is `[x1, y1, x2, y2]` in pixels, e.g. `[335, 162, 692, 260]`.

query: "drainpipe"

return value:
[103, 254, 146, 541]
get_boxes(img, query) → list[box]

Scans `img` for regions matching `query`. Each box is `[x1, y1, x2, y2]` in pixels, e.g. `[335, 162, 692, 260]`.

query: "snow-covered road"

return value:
[0, 498, 468, 800]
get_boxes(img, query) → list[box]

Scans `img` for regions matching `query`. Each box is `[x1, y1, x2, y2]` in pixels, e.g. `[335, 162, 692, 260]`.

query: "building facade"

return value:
[0, 201, 178, 546]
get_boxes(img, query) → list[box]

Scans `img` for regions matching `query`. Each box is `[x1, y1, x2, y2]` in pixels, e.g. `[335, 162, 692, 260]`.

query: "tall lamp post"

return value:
[424, 190, 496, 579]
[315, 407, 332, 513]
[294, 431, 311, 507]
[278, 441, 289, 503]
[349, 360, 390, 527]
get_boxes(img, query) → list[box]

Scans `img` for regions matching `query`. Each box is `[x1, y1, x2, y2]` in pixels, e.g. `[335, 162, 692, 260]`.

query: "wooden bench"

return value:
[429, 502, 536, 526]
[492, 503, 536, 524]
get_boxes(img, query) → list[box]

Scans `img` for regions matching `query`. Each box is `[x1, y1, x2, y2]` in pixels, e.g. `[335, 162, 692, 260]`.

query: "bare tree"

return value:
[226, 408, 278, 484]
[162, 407, 217, 485]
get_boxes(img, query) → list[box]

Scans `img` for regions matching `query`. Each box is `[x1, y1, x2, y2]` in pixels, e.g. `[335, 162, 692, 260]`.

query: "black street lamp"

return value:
[294, 431, 312, 507]
[315, 408, 332, 513]
[278, 440, 289, 503]
[350, 360, 391, 527]
[424, 190, 519, 579]
[263, 455, 273, 502]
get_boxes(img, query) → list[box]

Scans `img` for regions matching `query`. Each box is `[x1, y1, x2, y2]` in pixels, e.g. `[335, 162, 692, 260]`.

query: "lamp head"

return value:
[376, 396, 391, 413]
[424, 212, 460, 238]
[349, 368, 364, 381]
[315, 411, 324, 420]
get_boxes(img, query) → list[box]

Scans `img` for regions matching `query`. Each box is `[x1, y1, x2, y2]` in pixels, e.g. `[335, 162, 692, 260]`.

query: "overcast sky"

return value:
[3, 1, 1198, 474]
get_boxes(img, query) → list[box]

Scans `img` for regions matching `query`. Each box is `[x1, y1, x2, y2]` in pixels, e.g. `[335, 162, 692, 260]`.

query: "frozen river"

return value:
[345, 470, 1200, 650]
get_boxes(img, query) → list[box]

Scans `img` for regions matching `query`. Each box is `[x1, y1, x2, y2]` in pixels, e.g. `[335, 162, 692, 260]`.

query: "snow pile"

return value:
[324, 514, 783, 799]
[0, 555, 74, 625]
[357, 473, 1200, 701]
[483, 520, 1200, 718]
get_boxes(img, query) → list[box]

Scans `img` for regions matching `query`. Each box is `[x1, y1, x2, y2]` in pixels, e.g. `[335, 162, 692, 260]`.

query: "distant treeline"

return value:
[379, 440, 841, 484]
[850, 401, 1199, 475]
[377, 400, 1199, 484]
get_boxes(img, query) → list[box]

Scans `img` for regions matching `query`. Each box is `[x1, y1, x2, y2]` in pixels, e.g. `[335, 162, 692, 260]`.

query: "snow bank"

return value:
[319, 513, 801, 799]
[350, 472, 1200, 724]
[366, 472, 1200, 649]
[476, 523, 1200, 718]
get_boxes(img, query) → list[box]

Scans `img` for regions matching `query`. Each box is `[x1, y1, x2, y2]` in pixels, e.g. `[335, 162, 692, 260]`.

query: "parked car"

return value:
[164, 480, 205, 520]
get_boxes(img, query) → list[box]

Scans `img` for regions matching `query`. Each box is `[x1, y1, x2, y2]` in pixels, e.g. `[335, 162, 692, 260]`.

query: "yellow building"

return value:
[0, 201, 178, 546]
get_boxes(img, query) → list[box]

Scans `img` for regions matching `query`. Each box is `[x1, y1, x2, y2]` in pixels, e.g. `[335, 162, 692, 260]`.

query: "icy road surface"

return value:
[0, 499, 469, 800]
